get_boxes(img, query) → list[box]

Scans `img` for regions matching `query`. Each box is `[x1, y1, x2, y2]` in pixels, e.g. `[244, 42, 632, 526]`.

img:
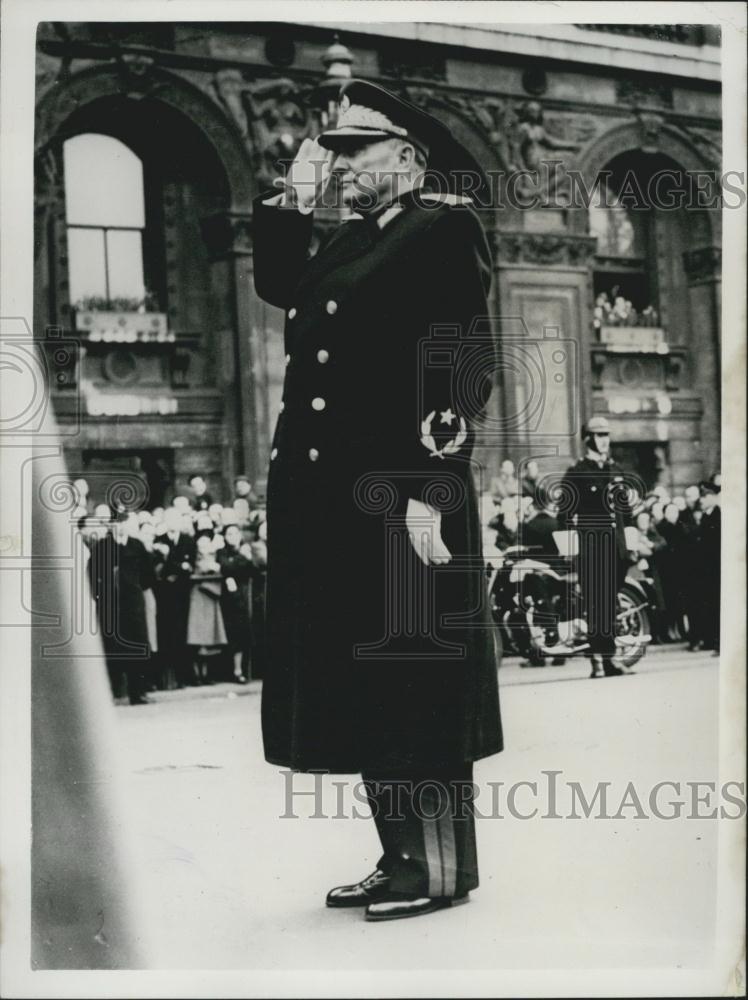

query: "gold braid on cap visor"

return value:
[335, 103, 409, 137]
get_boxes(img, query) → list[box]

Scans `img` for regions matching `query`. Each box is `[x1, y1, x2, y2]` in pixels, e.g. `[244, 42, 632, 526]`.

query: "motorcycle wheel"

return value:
[614, 584, 651, 669]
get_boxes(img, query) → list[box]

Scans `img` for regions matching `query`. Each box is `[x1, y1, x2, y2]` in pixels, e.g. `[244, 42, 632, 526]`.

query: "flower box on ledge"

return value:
[74, 309, 173, 344]
[599, 326, 667, 353]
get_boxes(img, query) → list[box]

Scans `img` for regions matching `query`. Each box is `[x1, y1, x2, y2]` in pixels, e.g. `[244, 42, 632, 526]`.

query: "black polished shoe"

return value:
[326, 869, 392, 908]
[365, 893, 469, 922]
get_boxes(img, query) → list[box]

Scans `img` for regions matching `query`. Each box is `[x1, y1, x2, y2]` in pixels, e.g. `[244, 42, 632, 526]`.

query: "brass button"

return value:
[311, 397, 326, 411]
[325, 300, 338, 315]
[288, 307, 297, 319]
[308, 448, 319, 462]
[270, 448, 278, 460]
[317, 349, 330, 364]
[278, 401, 285, 413]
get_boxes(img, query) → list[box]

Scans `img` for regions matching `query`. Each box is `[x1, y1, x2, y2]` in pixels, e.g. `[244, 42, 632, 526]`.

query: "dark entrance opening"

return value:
[82, 449, 174, 510]
[611, 441, 670, 494]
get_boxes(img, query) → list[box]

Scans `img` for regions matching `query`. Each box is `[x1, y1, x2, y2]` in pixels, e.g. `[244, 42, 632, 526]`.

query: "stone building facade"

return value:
[33, 21, 722, 506]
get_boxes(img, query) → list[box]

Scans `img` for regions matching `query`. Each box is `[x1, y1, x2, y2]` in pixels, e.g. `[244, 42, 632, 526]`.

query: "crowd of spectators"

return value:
[74, 457, 722, 704]
[73, 474, 267, 705]
[482, 460, 722, 655]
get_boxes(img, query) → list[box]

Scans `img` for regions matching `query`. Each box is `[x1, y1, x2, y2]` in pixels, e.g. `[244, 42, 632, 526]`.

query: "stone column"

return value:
[682, 245, 721, 472]
[201, 210, 259, 488]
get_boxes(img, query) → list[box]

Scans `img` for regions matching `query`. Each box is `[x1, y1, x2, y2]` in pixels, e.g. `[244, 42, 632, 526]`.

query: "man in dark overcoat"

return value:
[252, 80, 502, 921]
[88, 513, 151, 704]
[556, 417, 635, 678]
[154, 508, 196, 687]
[697, 481, 721, 653]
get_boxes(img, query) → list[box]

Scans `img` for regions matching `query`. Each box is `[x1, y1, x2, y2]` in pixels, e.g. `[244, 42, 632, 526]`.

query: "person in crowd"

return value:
[187, 533, 228, 684]
[488, 495, 520, 552]
[195, 511, 215, 539]
[247, 530, 268, 679]
[139, 519, 163, 689]
[173, 495, 192, 515]
[217, 523, 253, 683]
[156, 507, 196, 687]
[207, 503, 225, 532]
[233, 497, 251, 531]
[72, 477, 92, 515]
[494, 459, 520, 500]
[629, 509, 667, 642]
[698, 481, 721, 653]
[681, 485, 701, 528]
[520, 459, 541, 505]
[650, 501, 665, 526]
[80, 513, 108, 549]
[517, 489, 567, 667]
[520, 492, 560, 560]
[188, 473, 214, 512]
[234, 475, 259, 508]
[657, 502, 688, 641]
[681, 485, 705, 650]
[88, 511, 152, 705]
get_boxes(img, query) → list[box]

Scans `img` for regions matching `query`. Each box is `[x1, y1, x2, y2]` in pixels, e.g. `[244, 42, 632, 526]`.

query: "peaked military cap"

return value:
[583, 416, 611, 436]
[318, 79, 490, 202]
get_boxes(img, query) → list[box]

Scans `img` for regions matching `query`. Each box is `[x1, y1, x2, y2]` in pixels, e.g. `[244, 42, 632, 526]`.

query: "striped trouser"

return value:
[362, 766, 479, 899]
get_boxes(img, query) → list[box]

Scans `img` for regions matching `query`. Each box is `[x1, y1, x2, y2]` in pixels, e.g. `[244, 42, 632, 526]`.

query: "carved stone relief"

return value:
[494, 232, 598, 266]
[212, 71, 319, 190]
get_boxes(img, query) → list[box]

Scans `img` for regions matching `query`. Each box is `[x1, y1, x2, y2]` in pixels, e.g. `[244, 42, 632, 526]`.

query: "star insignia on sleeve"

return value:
[439, 408, 456, 426]
[421, 411, 468, 459]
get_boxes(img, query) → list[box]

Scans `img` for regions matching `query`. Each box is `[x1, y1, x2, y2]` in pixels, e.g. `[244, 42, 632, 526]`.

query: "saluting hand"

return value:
[406, 498, 453, 567]
[273, 137, 335, 213]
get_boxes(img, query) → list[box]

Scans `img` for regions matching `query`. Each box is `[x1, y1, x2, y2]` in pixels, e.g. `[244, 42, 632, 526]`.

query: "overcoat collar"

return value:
[293, 185, 472, 296]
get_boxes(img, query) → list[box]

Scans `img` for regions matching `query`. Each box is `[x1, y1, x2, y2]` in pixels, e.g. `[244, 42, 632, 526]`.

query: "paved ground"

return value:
[115, 646, 720, 972]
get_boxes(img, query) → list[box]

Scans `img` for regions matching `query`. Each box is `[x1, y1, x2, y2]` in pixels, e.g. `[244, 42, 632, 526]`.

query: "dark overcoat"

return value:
[252, 187, 503, 773]
[556, 456, 635, 648]
[217, 544, 253, 651]
[88, 534, 150, 658]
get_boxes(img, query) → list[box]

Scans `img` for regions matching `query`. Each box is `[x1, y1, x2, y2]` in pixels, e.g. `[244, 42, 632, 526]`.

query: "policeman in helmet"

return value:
[557, 417, 635, 678]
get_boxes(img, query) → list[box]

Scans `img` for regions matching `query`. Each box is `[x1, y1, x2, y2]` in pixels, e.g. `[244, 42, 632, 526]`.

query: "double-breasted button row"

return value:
[288, 301, 335, 317]
[271, 446, 320, 462]
[284, 349, 329, 367]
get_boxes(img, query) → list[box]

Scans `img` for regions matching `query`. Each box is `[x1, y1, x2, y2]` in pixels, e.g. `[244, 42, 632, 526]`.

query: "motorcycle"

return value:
[488, 542, 652, 671]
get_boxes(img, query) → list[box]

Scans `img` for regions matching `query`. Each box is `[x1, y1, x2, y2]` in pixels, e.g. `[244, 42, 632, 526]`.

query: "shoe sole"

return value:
[365, 894, 469, 922]
[326, 897, 384, 908]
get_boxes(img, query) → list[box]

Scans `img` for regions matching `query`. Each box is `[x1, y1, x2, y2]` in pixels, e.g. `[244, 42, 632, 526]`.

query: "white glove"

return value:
[406, 497, 452, 566]
[271, 137, 335, 214]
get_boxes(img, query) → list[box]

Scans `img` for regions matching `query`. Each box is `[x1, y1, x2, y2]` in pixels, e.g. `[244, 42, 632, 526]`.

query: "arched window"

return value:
[64, 133, 147, 308]
[589, 163, 657, 332]
[589, 189, 647, 259]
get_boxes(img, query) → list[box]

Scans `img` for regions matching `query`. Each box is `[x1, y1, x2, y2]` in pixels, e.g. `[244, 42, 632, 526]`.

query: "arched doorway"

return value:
[34, 66, 258, 505]
[571, 125, 721, 489]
